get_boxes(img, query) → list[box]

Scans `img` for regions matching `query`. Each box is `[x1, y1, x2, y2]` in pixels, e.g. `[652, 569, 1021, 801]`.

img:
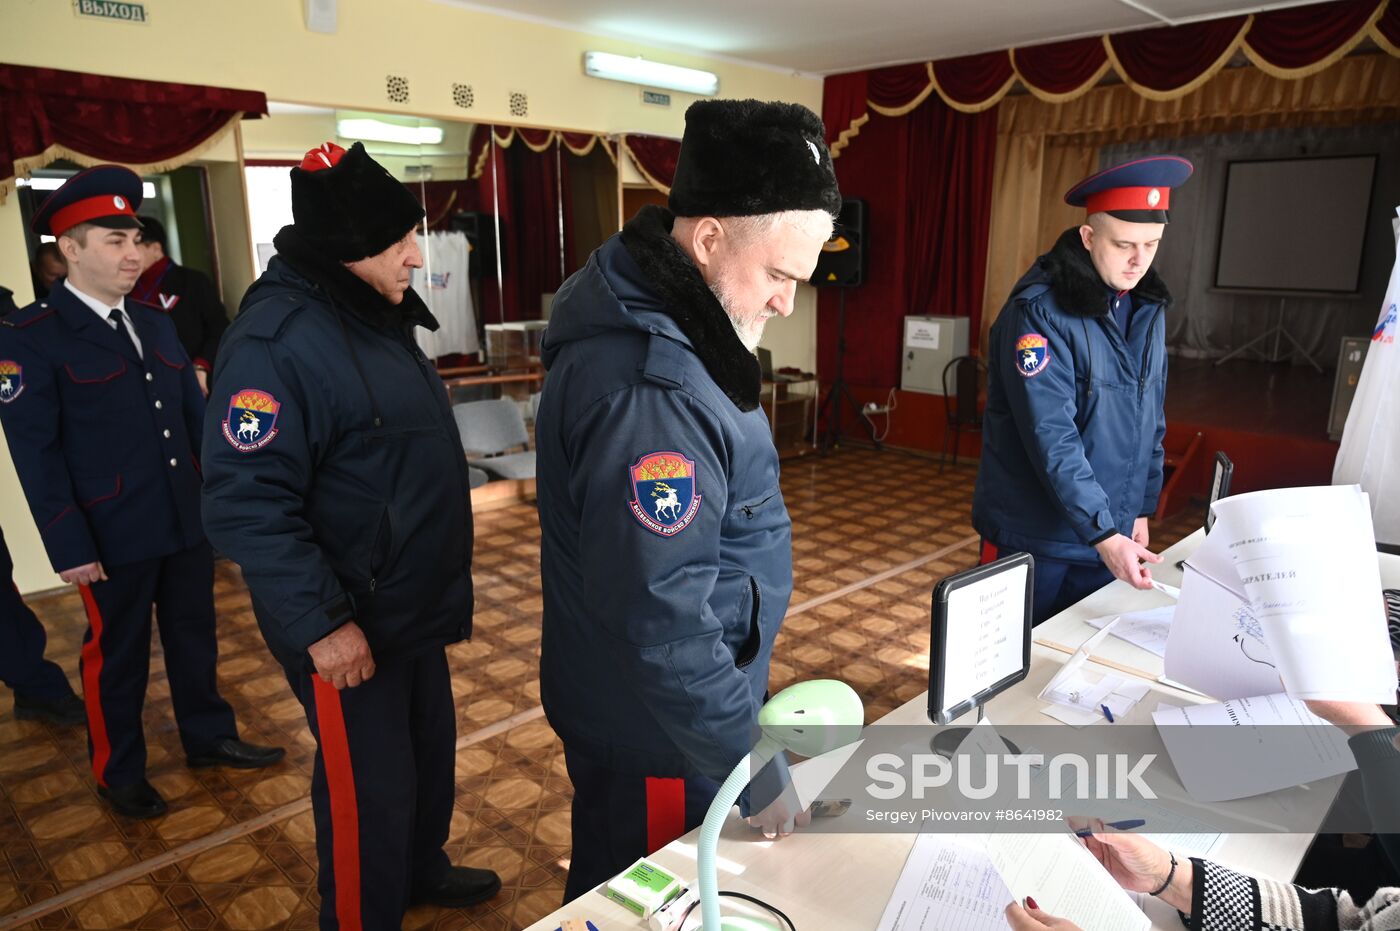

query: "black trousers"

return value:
[980, 540, 1114, 627]
[0, 527, 74, 702]
[76, 541, 236, 787]
[561, 746, 719, 904]
[285, 646, 456, 931]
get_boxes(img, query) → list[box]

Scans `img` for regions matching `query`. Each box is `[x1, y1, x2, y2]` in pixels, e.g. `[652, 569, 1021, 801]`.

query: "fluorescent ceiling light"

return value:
[583, 51, 718, 96]
[19, 178, 157, 198]
[337, 118, 444, 146]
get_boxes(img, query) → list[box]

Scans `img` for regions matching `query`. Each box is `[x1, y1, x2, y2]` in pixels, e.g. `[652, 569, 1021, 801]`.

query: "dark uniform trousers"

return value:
[76, 540, 236, 787]
[284, 645, 456, 931]
[980, 540, 1113, 627]
[561, 748, 719, 904]
[0, 527, 73, 702]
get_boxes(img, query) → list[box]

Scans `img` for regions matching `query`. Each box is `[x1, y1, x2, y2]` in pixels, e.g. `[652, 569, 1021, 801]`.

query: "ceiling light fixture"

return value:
[336, 118, 444, 146]
[583, 51, 719, 96]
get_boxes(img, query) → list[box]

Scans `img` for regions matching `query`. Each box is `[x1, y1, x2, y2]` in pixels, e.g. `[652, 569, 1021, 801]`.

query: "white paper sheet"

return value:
[875, 834, 1009, 931]
[1163, 564, 1284, 700]
[981, 833, 1150, 931]
[1208, 485, 1396, 703]
[1151, 693, 1357, 801]
[1086, 606, 1175, 657]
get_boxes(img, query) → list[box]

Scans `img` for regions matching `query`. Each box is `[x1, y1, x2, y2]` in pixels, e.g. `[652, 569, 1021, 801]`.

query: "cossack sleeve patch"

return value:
[628, 451, 702, 536]
[1015, 333, 1050, 377]
[0, 361, 23, 403]
[222, 388, 281, 452]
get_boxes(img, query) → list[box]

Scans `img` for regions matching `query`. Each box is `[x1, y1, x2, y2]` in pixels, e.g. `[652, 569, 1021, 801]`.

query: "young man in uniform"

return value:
[0, 166, 282, 818]
[973, 156, 1194, 625]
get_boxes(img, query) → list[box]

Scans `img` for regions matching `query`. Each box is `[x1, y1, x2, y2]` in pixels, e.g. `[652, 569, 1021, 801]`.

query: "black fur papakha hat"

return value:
[668, 99, 842, 220]
[290, 141, 424, 262]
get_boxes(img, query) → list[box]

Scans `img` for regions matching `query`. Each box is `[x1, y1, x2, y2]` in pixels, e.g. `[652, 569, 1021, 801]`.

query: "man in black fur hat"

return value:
[201, 141, 499, 929]
[973, 156, 1194, 626]
[535, 99, 839, 901]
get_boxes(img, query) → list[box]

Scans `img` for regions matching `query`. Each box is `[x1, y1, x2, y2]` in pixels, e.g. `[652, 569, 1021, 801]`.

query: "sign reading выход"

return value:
[74, 0, 149, 23]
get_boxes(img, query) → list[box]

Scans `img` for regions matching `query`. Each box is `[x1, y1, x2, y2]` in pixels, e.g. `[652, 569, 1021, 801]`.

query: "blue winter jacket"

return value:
[536, 206, 791, 785]
[973, 228, 1170, 564]
[201, 227, 473, 668]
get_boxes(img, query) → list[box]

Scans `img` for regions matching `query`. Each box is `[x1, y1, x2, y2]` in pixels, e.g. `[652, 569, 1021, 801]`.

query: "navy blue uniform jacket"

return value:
[536, 207, 790, 782]
[974, 228, 1170, 564]
[200, 229, 472, 667]
[0, 282, 206, 572]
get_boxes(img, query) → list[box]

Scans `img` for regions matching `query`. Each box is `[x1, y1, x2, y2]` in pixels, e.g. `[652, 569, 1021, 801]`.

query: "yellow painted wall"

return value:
[0, 0, 823, 593]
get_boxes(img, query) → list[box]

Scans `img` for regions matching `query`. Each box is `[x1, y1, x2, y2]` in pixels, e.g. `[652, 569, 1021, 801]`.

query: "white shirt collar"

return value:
[64, 279, 127, 321]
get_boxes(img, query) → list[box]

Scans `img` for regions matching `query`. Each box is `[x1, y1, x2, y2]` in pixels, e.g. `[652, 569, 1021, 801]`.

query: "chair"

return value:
[452, 398, 536, 481]
[939, 355, 985, 473]
[469, 466, 490, 489]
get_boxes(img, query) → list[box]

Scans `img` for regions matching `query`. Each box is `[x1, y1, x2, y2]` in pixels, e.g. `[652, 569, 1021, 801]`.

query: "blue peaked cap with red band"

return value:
[31, 165, 144, 237]
[1064, 155, 1193, 223]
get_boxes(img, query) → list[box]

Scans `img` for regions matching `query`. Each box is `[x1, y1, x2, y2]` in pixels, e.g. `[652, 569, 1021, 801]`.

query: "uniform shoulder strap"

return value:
[237, 291, 315, 341]
[641, 333, 689, 389]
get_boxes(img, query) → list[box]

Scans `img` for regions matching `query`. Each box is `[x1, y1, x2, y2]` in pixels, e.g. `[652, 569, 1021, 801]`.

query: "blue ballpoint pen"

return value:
[1076, 818, 1147, 836]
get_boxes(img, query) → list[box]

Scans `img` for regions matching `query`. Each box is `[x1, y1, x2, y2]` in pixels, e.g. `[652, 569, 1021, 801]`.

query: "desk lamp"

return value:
[696, 680, 864, 930]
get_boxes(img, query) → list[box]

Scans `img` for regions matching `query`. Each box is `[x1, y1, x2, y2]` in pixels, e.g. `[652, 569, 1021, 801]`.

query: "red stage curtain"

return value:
[0, 64, 266, 182]
[467, 141, 575, 323]
[1379, 0, 1400, 47]
[1107, 16, 1248, 93]
[868, 62, 933, 111]
[509, 142, 573, 321]
[823, 70, 869, 150]
[1247, 0, 1380, 68]
[1013, 37, 1109, 95]
[904, 98, 997, 350]
[930, 51, 1014, 109]
[622, 134, 681, 191]
[516, 127, 554, 151]
[817, 100, 996, 392]
[823, 0, 1393, 133]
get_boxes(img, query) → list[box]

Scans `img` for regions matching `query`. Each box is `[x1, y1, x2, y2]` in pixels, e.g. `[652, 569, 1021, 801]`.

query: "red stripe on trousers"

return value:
[645, 777, 686, 854]
[979, 540, 999, 566]
[77, 585, 112, 787]
[313, 678, 362, 931]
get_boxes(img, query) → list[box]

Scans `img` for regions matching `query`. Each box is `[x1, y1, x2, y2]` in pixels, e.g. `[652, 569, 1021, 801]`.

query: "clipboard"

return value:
[927, 552, 1034, 724]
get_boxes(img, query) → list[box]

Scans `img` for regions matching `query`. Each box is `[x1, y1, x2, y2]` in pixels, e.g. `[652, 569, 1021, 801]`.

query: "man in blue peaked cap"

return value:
[0, 166, 283, 820]
[973, 155, 1194, 625]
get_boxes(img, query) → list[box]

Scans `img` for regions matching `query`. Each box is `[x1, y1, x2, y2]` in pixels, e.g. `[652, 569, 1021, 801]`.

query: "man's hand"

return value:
[1094, 533, 1162, 590]
[744, 792, 811, 840]
[308, 622, 376, 690]
[195, 368, 210, 397]
[1132, 516, 1150, 548]
[61, 562, 107, 585]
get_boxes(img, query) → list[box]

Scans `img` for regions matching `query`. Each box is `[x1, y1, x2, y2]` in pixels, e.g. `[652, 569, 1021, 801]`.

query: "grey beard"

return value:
[711, 278, 763, 354]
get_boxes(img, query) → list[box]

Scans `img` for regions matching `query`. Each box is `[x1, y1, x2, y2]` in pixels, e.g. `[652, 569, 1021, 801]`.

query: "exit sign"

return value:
[74, 0, 149, 23]
[641, 90, 671, 107]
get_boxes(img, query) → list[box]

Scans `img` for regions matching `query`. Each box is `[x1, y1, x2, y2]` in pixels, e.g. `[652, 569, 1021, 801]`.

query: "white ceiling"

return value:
[438, 0, 1337, 75]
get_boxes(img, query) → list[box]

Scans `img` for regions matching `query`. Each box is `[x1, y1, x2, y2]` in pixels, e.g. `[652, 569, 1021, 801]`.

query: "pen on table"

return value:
[1100, 703, 1115, 723]
[1076, 819, 1146, 837]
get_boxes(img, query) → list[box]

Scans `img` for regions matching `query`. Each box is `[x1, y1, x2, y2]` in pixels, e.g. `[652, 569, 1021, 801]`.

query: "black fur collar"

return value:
[619, 206, 761, 412]
[272, 225, 438, 333]
[1041, 227, 1171, 318]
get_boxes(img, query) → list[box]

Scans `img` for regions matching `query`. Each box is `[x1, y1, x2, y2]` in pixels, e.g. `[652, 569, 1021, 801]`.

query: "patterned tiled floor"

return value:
[0, 448, 1201, 930]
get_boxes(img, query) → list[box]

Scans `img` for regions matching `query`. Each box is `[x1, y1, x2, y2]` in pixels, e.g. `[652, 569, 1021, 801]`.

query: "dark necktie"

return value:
[108, 307, 141, 359]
